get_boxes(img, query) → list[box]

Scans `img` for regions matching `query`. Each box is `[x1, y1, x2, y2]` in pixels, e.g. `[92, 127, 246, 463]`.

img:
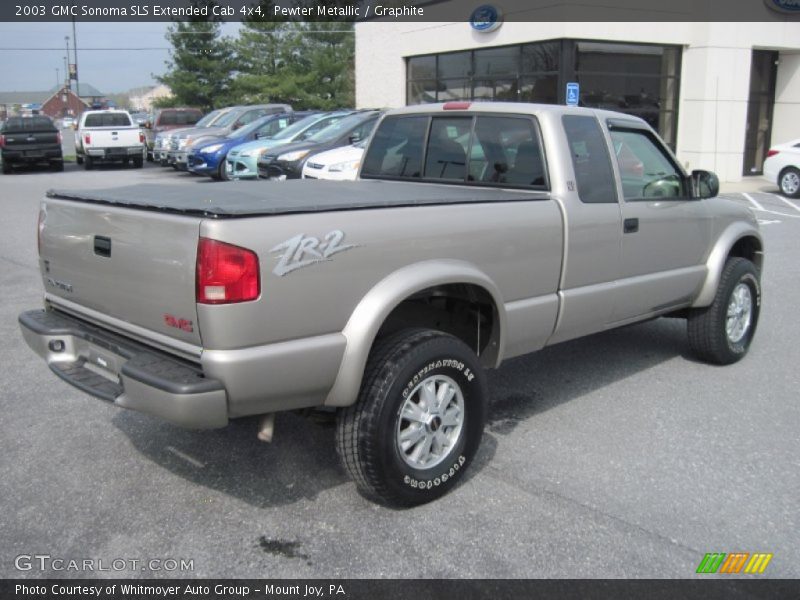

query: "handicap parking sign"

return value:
[566, 82, 580, 106]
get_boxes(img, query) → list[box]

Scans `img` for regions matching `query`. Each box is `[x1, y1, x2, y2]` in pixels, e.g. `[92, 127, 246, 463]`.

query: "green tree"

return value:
[232, 19, 354, 109]
[156, 1, 235, 111]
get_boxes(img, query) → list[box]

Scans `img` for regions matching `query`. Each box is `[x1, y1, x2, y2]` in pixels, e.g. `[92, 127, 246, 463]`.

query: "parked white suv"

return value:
[75, 110, 145, 170]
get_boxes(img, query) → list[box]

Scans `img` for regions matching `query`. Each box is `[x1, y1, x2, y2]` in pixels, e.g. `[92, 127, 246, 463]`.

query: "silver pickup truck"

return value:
[19, 102, 763, 506]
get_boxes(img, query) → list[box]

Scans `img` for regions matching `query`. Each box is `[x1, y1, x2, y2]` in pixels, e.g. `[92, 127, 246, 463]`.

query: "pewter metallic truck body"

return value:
[19, 103, 764, 505]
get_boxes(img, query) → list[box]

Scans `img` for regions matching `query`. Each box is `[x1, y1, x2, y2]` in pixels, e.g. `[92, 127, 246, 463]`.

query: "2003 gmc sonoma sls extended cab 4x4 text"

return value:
[19, 102, 764, 506]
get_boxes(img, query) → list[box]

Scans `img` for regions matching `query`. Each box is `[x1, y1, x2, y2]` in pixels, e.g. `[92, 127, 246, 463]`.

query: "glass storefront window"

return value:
[473, 78, 518, 101]
[438, 52, 471, 79]
[521, 42, 560, 74]
[519, 75, 559, 104]
[408, 55, 435, 80]
[406, 39, 681, 147]
[474, 46, 519, 77]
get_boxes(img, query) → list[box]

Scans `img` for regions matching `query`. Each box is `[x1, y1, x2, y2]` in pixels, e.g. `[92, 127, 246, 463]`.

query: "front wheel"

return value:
[779, 167, 800, 199]
[688, 257, 760, 365]
[336, 329, 487, 506]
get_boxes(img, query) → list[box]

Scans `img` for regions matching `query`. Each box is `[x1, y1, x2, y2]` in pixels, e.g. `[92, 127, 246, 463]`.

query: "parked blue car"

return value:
[187, 112, 304, 179]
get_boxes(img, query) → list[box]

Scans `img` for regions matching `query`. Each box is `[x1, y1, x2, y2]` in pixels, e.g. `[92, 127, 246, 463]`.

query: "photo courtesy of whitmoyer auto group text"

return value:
[0, 0, 799, 597]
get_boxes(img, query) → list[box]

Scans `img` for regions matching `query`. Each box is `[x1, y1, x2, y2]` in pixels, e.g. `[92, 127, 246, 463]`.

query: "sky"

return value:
[0, 22, 241, 93]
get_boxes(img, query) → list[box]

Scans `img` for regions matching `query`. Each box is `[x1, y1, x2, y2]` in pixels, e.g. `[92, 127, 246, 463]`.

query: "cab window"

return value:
[609, 128, 688, 200]
[361, 116, 428, 179]
[562, 115, 617, 204]
[469, 116, 545, 186]
[362, 113, 547, 189]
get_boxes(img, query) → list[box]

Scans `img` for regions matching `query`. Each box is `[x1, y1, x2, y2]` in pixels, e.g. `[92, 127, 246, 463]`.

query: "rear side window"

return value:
[562, 115, 617, 204]
[84, 113, 132, 127]
[362, 116, 428, 179]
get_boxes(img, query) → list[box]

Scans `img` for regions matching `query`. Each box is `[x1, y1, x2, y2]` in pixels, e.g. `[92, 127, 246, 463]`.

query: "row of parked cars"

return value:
[147, 105, 381, 182]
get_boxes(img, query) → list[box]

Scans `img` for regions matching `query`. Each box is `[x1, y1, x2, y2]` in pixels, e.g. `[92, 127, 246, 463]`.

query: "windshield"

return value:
[269, 114, 324, 141]
[226, 115, 273, 138]
[210, 110, 240, 128]
[307, 113, 371, 143]
[195, 109, 222, 127]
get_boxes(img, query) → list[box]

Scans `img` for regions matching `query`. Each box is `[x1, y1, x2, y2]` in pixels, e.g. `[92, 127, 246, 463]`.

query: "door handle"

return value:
[94, 236, 111, 257]
[624, 218, 639, 234]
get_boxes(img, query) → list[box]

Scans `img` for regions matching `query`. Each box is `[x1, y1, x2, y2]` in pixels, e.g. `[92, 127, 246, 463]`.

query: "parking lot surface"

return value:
[1, 163, 798, 578]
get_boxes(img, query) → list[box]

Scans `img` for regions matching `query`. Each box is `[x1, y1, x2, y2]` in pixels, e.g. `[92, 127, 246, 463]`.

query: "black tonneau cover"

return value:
[46, 180, 548, 218]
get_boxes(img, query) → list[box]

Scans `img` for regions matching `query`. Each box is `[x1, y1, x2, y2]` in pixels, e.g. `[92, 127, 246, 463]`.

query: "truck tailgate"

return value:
[39, 198, 202, 348]
[83, 127, 139, 147]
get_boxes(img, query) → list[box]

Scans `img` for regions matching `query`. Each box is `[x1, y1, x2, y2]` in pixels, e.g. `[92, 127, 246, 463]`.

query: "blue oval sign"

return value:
[764, 0, 800, 12]
[469, 5, 503, 32]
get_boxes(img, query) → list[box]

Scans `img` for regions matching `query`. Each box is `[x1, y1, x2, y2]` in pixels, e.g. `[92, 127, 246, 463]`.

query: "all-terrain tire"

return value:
[688, 257, 760, 365]
[336, 328, 487, 507]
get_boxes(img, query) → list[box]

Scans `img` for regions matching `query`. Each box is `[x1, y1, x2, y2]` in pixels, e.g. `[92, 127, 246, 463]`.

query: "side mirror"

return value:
[348, 134, 361, 144]
[691, 170, 719, 199]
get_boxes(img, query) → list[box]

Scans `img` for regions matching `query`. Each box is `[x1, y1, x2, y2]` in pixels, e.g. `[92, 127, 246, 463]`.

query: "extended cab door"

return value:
[547, 114, 624, 345]
[604, 120, 711, 323]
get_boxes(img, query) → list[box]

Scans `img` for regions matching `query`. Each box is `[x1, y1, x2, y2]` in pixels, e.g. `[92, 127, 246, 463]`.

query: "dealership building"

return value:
[355, 16, 800, 182]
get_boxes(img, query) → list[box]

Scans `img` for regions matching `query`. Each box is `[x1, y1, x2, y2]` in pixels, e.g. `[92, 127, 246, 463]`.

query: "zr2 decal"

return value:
[270, 230, 359, 276]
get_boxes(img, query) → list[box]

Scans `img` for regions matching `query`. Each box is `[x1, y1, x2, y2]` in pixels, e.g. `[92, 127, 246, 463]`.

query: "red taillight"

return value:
[57, 132, 62, 144]
[37, 208, 45, 256]
[766, 149, 780, 158]
[0, 134, 5, 148]
[84, 133, 91, 145]
[443, 102, 471, 110]
[196, 238, 260, 304]
[139, 131, 145, 144]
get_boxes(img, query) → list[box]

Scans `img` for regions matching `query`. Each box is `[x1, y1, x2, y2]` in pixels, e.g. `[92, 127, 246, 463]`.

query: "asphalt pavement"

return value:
[1, 162, 798, 578]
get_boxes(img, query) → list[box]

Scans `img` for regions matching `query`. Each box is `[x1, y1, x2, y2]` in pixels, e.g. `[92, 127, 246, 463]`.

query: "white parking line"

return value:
[774, 194, 800, 213]
[739, 193, 800, 219]
[742, 193, 764, 210]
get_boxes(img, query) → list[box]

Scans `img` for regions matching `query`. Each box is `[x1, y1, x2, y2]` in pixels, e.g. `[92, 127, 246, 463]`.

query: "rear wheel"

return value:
[50, 161, 64, 172]
[2, 161, 11, 175]
[76, 154, 83, 165]
[336, 329, 487, 506]
[779, 167, 800, 198]
[84, 156, 94, 170]
[688, 257, 760, 365]
[133, 156, 144, 169]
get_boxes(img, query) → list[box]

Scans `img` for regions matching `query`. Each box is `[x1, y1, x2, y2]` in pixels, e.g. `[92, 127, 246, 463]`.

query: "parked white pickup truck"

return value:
[75, 110, 144, 169]
[21, 102, 763, 506]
